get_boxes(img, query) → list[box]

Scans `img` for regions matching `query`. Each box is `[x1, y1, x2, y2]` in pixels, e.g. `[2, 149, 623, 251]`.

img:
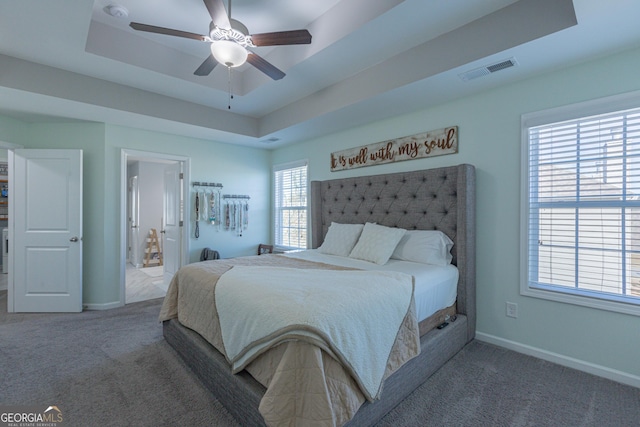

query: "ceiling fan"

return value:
[129, 0, 311, 80]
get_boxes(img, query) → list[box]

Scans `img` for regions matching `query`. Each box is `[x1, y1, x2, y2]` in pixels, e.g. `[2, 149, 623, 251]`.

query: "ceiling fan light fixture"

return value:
[210, 40, 248, 67]
[209, 25, 254, 47]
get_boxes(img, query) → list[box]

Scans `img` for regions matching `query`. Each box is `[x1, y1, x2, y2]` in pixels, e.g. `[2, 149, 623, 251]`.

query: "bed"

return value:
[160, 163, 476, 426]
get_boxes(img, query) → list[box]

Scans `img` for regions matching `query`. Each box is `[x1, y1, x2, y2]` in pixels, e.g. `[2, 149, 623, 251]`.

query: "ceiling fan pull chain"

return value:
[227, 66, 234, 110]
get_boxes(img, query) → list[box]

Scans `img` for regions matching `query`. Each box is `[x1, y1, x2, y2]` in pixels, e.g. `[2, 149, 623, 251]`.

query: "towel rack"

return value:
[192, 182, 223, 188]
[223, 194, 250, 200]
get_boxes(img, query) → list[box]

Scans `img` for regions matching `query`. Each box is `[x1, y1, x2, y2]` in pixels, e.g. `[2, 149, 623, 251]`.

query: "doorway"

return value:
[120, 149, 190, 305]
[0, 148, 9, 291]
[0, 141, 23, 295]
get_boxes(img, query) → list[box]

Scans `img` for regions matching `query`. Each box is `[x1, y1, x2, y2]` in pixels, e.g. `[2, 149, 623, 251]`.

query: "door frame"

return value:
[119, 149, 190, 305]
[1, 140, 23, 305]
[127, 175, 140, 267]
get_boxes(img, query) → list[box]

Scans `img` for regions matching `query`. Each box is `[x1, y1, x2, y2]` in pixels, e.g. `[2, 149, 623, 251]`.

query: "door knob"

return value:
[160, 230, 166, 234]
[70, 237, 79, 242]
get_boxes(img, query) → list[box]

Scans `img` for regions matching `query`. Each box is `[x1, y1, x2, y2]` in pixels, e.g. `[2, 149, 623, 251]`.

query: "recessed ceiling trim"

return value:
[260, 0, 576, 136]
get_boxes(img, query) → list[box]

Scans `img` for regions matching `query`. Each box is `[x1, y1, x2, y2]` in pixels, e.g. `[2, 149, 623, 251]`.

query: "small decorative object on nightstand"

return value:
[257, 244, 273, 255]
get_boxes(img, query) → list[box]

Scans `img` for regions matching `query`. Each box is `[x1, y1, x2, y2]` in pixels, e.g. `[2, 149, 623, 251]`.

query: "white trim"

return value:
[476, 332, 640, 389]
[520, 116, 530, 311]
[83, 301, 122, 311]
[521, 286, 640, 316]
[272, 158, 308, 172]
[520, 91, 640, 316]
[522, 89, 640, 128]
[273, 159, 309, 250]
[2, 141, 25, 313]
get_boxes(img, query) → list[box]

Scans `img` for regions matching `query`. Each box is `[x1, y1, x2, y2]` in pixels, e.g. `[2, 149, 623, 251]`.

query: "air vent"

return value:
[261, 137, 280, 144]
[459, 57, 518, 82]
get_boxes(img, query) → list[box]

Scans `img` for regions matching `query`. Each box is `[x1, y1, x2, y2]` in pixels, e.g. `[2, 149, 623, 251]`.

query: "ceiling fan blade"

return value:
[250, 29, 312, 46]
[203, 0, 231, 29]
[247, 53, 286, 80]
[130, 22, 207, 42]
[194, 56, 217, 76]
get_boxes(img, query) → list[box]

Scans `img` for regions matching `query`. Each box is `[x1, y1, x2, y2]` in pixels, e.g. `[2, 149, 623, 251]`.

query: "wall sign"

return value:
[330, 126, 458, 172]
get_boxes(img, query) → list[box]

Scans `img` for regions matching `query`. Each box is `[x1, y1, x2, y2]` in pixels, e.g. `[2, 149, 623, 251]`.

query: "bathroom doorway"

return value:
[120, 149, 190, 304]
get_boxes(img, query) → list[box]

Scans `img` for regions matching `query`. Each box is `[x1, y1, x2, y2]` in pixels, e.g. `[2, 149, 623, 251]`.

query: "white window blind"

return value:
[525, 106, 640, 310]
[274, 161, 308, 249]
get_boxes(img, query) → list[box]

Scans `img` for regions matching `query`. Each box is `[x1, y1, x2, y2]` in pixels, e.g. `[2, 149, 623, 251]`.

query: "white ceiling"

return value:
[1, 0, 639, 148]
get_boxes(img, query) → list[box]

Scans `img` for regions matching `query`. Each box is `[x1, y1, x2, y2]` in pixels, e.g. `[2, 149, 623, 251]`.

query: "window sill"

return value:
[521, 284, 640, 317]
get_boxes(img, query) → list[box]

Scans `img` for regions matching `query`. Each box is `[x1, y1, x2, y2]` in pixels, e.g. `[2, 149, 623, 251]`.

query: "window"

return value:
[274, 160, 308, 250]
[522, 95, 640, 315]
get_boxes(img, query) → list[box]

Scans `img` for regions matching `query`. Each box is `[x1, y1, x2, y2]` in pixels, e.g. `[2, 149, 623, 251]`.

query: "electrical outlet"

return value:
[506, 302, 518, 318]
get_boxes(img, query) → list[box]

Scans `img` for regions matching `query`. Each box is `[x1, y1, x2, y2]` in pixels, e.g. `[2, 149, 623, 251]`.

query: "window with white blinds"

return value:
[523, 102, 640, 314]
[274, 160, 308, 250]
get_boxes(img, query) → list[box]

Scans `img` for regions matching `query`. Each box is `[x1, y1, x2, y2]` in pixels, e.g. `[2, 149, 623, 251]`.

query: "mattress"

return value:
[284, 250, 459, 322]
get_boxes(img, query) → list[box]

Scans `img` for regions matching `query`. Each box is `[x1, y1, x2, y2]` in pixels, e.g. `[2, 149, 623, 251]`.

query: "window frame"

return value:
[273, 159, 309, 251]
[520, 90, 640, 316]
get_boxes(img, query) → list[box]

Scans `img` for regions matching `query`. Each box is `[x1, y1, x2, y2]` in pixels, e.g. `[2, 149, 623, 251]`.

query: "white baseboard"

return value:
[476, 332, 640, 389]
[83, 301, 123, 311]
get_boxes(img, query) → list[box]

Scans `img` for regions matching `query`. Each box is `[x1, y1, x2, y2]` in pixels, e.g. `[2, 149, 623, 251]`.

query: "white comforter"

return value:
[285, 250, 458, 322]
[215, 265, 415, 401]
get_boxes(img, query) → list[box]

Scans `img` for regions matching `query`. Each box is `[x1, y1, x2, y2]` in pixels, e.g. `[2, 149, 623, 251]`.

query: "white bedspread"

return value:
[284, 250, 458, 321]
[215, 265, 415, 401]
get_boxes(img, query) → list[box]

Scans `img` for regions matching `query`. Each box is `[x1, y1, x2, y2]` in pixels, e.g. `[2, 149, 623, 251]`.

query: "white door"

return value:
[128, 176, 140, 267]
[10, 149, 83, 312]
[162, 162, 181, 287]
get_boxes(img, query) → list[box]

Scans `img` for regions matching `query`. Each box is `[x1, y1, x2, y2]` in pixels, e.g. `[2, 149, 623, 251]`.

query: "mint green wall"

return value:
[0, 115, 28, 145]
[19, 122, 108, 305]
[1, 120, 270, 307]
[272, 46, 640, 379]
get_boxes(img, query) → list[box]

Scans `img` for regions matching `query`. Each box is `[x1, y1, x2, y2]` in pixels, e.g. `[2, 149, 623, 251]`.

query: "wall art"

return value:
[330, 126, 458, 171]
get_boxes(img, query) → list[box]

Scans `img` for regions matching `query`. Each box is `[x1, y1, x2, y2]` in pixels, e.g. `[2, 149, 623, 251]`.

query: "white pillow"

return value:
[348, 223, 406, 265]
[391, 230, 454, 266]
[317, 222, 364, 257]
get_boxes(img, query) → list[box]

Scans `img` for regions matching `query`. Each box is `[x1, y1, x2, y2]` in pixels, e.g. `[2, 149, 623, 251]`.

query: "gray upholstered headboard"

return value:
[310, 164, 476, 341]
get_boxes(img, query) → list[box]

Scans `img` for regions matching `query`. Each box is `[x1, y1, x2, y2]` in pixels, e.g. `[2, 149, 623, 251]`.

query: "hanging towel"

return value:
[194, 191, 200, 239]
[200, 191, 207, 221]
[243, 201, 249, 230]
[237, 201, 243, 236]
[209, 190, 217, 225]
[224, 202, 230, 230]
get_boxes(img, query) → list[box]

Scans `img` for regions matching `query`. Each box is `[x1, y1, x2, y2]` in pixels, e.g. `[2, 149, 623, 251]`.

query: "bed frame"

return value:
[163, 163, 476, 426]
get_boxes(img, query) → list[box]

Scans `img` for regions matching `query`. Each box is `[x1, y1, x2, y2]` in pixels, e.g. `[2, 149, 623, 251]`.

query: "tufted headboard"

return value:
[310, 164, 476, 341]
